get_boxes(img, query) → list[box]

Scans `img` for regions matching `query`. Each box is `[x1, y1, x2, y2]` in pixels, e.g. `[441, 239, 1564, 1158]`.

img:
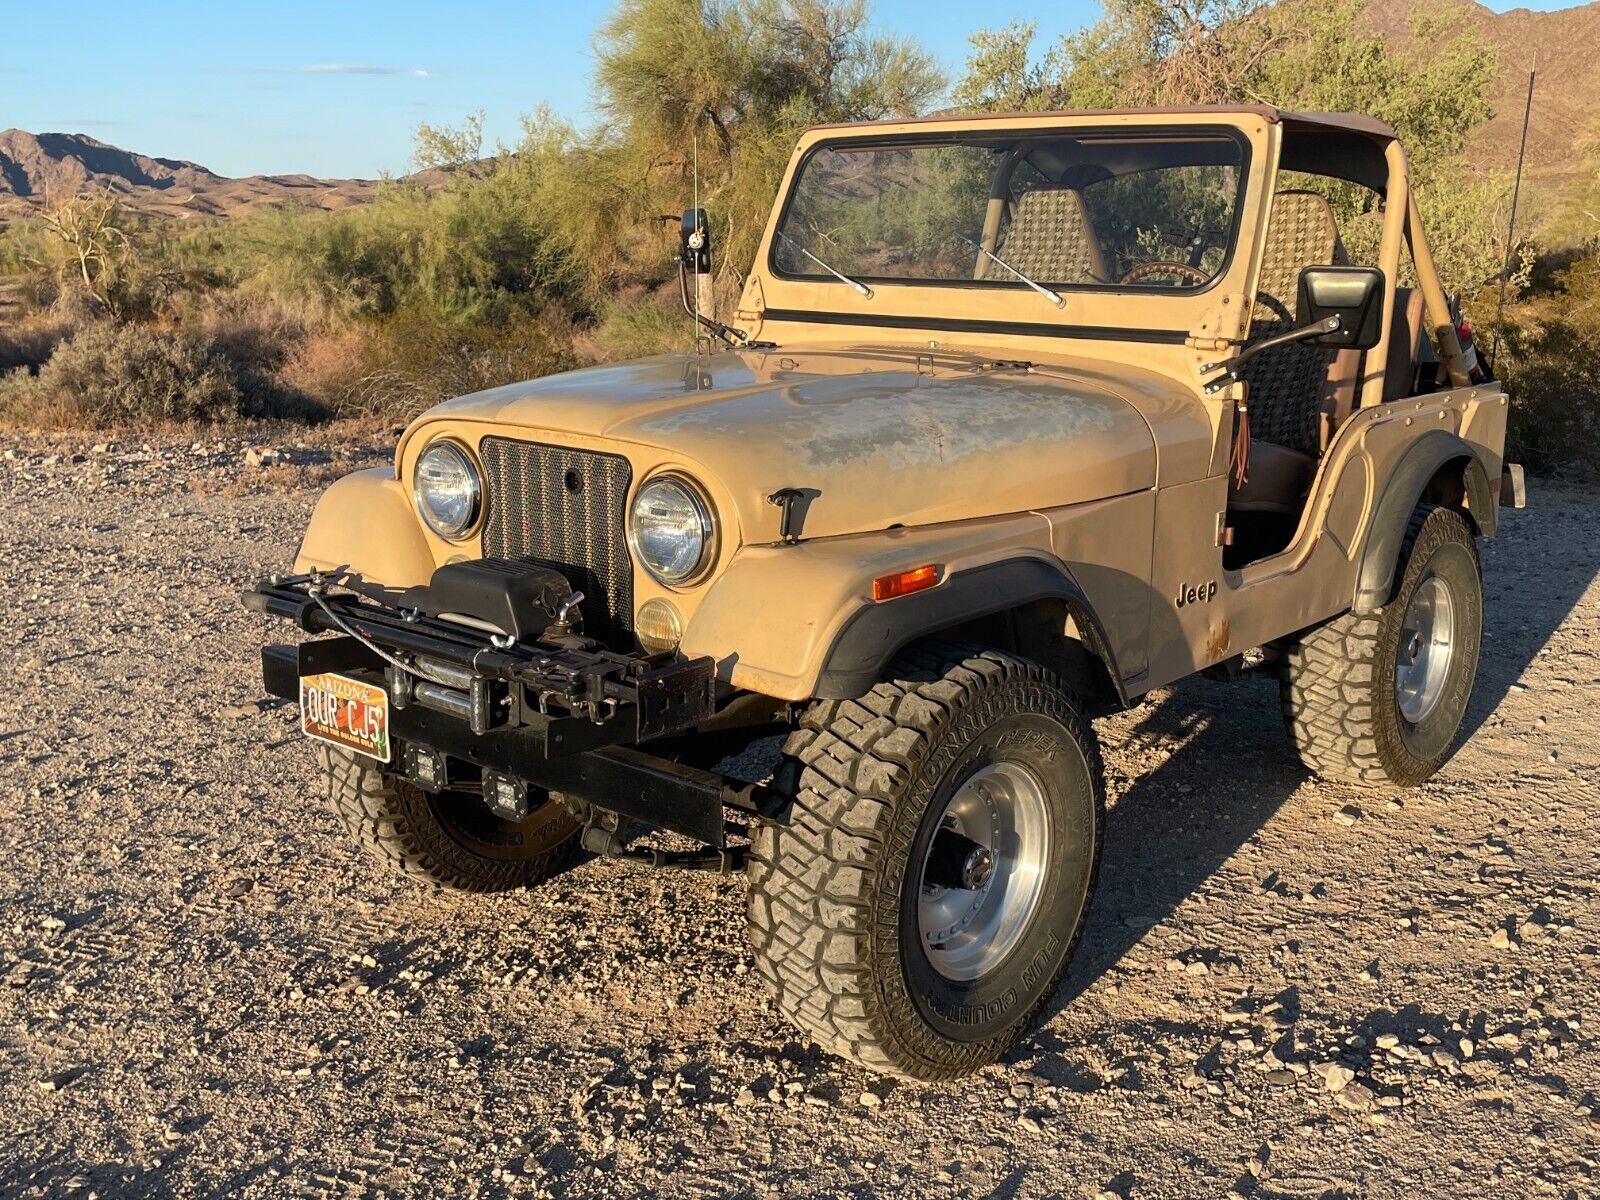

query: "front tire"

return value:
[746, 645, 1105, 1081]
[319, 746, 581, 893]
[1281, 504, 1483, 787]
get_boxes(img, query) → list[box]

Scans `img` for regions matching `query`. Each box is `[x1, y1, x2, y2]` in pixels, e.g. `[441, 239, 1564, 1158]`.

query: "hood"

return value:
[419, 351, 1157, 542]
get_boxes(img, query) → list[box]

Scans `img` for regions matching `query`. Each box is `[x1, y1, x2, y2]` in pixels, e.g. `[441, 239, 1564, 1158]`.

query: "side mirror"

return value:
[1297, 266, 1384, 350]
[679, 208, 711, 275]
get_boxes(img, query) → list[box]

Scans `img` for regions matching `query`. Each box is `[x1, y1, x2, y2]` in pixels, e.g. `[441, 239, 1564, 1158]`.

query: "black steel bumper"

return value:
[245, 577, 773, 848]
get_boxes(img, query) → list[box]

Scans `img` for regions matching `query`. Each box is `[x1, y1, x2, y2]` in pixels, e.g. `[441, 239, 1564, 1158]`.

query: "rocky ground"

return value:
[0, 431, 1595, 1200]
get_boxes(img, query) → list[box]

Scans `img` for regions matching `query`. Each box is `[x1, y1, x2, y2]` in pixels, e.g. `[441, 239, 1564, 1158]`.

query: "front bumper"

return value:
[244, 577, 772, 847]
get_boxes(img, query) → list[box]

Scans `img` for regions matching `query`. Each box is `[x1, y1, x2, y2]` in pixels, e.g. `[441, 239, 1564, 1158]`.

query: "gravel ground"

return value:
[0, 432, 1596, 1200]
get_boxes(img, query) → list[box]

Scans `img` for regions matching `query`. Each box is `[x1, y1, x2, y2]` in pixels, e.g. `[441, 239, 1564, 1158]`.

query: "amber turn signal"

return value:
[871, 563, 940, 602]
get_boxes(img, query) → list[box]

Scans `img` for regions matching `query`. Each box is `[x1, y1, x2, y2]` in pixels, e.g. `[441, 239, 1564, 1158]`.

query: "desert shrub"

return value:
[174, 290, 327, 419]
[0, 313, 74, 374]
[586, 291, 689, 361]
[278, 323, 375, 415]
[1494, 253, 1600, 481]
[299, 305, 586, 421]
[0, 321, 241, 427]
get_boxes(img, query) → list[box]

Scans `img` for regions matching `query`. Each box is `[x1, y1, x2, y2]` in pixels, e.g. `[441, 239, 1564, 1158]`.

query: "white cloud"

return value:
[294, 64, 430, 77]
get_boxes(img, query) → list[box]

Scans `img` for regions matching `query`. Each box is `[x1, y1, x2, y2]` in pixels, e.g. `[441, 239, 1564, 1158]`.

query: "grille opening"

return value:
[478, 438, 634, 649]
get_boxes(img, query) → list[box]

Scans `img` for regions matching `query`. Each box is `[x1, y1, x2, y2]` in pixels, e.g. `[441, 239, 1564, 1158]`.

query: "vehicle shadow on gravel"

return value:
[1035, 674, 1302, 1024]
[1027, 495, 1596, 1032]
[0, 1143, 286, 1200]
[1461, 498, 1600, 742]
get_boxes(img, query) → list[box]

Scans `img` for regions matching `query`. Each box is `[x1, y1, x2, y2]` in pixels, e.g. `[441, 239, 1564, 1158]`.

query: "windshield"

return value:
[771, 129, 1247, 293]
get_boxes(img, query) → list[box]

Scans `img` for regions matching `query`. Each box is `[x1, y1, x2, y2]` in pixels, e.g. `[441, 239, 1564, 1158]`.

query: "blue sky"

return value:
[0, 0, 1584, 179]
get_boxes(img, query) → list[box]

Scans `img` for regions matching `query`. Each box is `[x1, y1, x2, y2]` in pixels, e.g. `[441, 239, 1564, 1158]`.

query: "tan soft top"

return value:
[802, 106, 1400, 191]
[805, 105, 1398, 141]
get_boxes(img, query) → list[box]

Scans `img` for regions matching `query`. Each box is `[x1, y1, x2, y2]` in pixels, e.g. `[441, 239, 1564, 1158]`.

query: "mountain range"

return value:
[1, 0, 1595, 223]
[0, 128, 388, 220]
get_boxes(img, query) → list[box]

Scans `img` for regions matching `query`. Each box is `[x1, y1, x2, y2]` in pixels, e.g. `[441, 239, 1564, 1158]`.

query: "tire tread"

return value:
[747, 644, 1104, 1080]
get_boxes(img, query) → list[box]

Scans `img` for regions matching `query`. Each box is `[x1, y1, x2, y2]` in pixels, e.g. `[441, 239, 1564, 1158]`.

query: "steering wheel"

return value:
[1120, 260, 1210, 287]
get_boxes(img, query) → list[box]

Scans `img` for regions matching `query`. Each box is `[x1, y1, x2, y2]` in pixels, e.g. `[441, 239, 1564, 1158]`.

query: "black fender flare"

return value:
[812, 557, 1128, 703]
[1353, 428, 1494, 613]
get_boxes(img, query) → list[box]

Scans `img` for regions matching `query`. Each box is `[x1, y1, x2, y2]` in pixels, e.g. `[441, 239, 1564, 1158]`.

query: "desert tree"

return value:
[591, 0, 943, 282]
[952, 0, 1502, 293]
[34, 192, 133, 314]
[412, 110, 487, 172]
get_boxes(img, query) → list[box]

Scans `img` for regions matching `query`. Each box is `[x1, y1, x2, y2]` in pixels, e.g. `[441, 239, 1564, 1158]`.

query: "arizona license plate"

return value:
[300, 672, 391, 763]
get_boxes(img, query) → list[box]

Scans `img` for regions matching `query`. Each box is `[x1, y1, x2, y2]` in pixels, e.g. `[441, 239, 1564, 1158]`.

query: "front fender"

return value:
[680, 510, 1135, 702]
[813, 557, 1128, 702]
[292, 468, 439, 589]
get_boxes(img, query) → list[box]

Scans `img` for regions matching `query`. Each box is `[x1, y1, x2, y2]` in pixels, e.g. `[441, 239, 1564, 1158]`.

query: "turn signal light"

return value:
[872, 563, 940, 602]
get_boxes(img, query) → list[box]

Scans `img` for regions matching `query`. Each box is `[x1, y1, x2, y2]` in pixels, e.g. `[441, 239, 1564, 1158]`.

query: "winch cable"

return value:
[307, 587, 463, 689]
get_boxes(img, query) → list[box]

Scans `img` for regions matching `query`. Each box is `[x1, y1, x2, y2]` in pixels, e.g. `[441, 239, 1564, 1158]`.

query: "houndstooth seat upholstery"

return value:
[1237, 190, 1347, 457]
[994, 187, 1111, 284]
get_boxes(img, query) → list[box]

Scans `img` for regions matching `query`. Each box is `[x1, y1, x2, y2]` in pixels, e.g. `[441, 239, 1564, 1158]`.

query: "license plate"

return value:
[300, 672, 391, 763]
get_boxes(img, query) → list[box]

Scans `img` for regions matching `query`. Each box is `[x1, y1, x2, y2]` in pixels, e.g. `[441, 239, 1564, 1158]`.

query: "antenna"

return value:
[1489, 62, 1536, 372]
[692, 133, 700, 347]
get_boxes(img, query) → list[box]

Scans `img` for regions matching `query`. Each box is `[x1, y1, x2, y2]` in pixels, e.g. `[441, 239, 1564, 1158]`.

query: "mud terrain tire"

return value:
[746, 645, 1104, 1081]
[1282, 504, 1482, 787]
[319, 746, 581, 893]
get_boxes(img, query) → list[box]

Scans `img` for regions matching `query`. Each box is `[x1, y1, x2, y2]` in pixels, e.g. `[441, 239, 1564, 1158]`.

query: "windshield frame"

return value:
[764, 123, 1254, 301]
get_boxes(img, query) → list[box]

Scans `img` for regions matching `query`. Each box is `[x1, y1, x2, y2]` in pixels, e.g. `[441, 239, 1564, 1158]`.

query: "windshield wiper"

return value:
[954, 232, 1065, 309]
[776, 231, 873, 298]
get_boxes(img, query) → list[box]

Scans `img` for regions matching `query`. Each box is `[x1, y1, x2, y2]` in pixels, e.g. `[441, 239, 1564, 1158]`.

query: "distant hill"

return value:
[2, 0, 1595, 224]
[1363, 0, 1600, 190]
[0, 129, 391, 220]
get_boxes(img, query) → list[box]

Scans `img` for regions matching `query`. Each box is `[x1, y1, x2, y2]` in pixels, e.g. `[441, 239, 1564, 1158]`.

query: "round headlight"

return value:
[630, 474, 713, 585]
[413, 440, 481, 539]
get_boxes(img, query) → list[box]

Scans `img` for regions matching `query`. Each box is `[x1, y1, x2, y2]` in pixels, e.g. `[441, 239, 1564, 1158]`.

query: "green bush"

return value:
[319, 304, 586, 421]
[1496, 254, 1600, 481]
[0, 321, 241, 427]
[587, 291, 689, 360]
[217, 174, 584, 325]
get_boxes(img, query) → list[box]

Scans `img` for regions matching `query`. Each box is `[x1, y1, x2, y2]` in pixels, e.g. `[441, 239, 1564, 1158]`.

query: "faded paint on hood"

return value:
[417, 351, 1156, 541]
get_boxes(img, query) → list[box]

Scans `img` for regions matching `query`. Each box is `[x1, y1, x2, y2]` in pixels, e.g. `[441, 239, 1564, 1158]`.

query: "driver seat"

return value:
[995, 186, 1111, 285]
[1230, 190, 1347, 517]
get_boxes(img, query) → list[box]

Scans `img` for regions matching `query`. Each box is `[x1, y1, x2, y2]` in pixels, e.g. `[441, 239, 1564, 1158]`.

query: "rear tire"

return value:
[746, 645, 1104, 1080]
[319, 746, 581, 893]
[1281, 504, 1482, 787]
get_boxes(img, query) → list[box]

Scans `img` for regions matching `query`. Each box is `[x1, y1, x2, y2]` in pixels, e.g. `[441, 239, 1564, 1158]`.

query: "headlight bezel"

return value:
[412, 438, 483, 541]
[628, 471, 717, 588]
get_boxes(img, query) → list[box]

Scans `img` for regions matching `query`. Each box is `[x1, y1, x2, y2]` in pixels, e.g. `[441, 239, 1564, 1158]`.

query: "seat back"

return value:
[1382, 287, 1426, 401]
[1238, 190, 1345, 456]
[994, 187, 1110, 284]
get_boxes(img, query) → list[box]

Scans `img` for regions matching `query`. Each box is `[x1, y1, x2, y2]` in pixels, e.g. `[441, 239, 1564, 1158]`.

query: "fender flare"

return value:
[812, 557, 1129, 703]
[1353, 429, 1494, 613]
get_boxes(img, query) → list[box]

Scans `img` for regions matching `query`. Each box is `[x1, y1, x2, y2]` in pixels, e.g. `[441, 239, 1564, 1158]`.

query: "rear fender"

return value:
[1354, 429, 1494, 612]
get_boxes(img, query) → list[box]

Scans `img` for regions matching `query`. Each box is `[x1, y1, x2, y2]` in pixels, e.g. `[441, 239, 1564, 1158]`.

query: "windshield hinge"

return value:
[1185, 334, 1236, 352]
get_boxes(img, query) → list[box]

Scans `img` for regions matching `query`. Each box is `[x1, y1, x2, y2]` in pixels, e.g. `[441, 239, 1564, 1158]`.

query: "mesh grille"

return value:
[479, 437, 634, 647]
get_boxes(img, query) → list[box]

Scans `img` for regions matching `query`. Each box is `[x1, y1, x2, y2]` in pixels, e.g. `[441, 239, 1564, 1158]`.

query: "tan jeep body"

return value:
[293, 106, 1508, 706]
[253, 106, 1517, 1080]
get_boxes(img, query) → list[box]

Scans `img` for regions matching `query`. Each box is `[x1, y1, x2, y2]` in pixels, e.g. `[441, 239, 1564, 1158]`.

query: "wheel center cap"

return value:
[961, 846, 995, 890]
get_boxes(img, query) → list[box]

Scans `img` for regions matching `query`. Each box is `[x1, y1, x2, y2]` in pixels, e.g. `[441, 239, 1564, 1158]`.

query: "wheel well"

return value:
[911, 597, 1123, 713]
[1422, 457, 1469, 522]
[1421, 455, 1490, 536]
